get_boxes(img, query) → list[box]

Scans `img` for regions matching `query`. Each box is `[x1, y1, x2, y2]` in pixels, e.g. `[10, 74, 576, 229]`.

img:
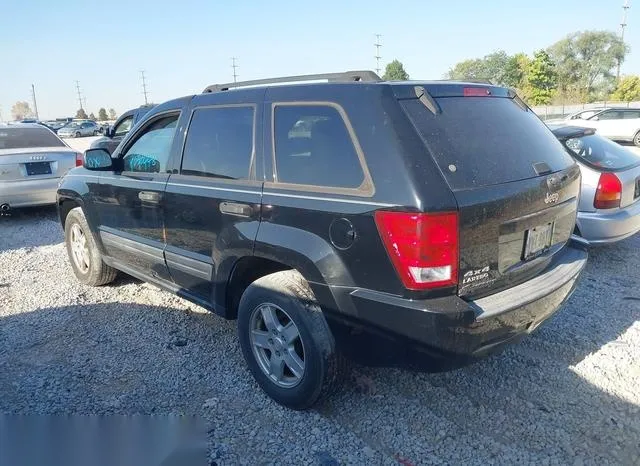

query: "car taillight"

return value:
[594, 172, 622, 209]
[375, 211, 459, 290]
[463, 87, 491, 97]
[75, 152, 83, 167]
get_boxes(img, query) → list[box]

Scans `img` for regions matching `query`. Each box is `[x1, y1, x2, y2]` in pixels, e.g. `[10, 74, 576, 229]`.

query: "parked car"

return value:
[57, 71, 588, 409]
[0, 124, 81, 211]
[90, 105, 154, 154]
[544, 108, 607, 125]
[550, 125, 640, 245]
[566, 107, 640, 146]
[58, 121, 100, 138]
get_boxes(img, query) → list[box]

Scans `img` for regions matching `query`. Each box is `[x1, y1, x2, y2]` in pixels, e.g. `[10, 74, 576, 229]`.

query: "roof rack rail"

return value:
[203, 70, 382, 93]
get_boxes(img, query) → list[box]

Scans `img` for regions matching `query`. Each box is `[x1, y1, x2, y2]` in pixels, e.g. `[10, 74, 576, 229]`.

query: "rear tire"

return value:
[75, 131, 81, 138]
[64, 207, 117, 286]
[633, 131, 640, 147]
[93, 130, 99, 136]
[237, 270, 346, 410]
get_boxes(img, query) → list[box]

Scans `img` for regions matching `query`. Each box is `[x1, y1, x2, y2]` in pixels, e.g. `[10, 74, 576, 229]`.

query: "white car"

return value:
[575, 108, 640, 147]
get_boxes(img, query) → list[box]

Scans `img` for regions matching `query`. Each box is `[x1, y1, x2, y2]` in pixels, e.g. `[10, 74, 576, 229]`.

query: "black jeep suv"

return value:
[57, 71, 587, 409]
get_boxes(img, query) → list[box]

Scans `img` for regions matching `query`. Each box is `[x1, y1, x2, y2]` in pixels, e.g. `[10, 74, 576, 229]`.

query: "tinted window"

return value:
[114, 116, 133, 137]
[122, 114, 178, 173]
[564, 134, 640, 170]
[0, 127, 65, 150]
[181, 106, 254, 179]
[623, 111, 640, 119]
[402, 97, 575, 189]
[273, 105, 364, 188]
[596, 111, 623, 120]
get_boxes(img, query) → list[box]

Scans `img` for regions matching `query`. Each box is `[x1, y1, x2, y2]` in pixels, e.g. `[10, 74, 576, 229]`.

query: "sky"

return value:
[1, 0, 637, 120]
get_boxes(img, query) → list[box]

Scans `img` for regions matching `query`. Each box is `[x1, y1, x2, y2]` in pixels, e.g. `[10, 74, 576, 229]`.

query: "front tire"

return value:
[64, 207, 117, 286]
[75, 131, 81, 138]
[237, 270, 345, 410]
[93, 130, 99, 136]
[633, 131, 640, 147]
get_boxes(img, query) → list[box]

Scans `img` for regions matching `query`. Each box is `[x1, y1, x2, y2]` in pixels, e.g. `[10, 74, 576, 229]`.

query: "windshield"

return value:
[563, 133, 640, 171]
[0, 127, 66, 150]
[570, 110, 601, 120]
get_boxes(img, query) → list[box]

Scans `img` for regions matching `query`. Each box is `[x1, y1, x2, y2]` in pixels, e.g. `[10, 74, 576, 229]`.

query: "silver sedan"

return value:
[57, 121, 100, 138]
[551, 125, 640, 245]
[0, 124, 80, 212]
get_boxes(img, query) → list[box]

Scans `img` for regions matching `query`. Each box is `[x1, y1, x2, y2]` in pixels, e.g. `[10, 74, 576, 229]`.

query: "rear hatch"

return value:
[0, 127, 77, 181]
[398, 83, 581, 299]
[554, 128, 640, 209]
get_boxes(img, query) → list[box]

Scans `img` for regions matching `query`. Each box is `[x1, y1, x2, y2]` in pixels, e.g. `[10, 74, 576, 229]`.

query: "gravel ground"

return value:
[1, 212, 640, 464]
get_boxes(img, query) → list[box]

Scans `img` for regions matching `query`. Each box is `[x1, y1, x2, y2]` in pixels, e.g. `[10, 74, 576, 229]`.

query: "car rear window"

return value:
[563, 134, 640, 171]
[0, 127, 65, 150]
[401, 97, 575, 189]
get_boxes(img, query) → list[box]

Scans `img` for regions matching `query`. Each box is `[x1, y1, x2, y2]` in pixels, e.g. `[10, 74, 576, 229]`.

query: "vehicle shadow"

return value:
[0, 206, 62, 252]
[1, 256, 638, 465]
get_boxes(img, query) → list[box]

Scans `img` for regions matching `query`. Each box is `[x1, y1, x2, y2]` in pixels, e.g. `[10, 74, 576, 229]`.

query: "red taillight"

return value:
[375, 211, 459, 290]
[594, 172, 622, 209]
[75, 152, 83, 167]
[463, 87, 491, 97]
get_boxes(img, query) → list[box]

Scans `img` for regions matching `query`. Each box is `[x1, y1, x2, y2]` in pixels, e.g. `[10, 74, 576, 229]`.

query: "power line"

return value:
[140, 70, 149, 105]
[231, 57, 239, 83]
[75, 81, 84, 111]
[618, 0, 631, 80]
[374, 34, 382, 76]
[31, 84, 39, 120]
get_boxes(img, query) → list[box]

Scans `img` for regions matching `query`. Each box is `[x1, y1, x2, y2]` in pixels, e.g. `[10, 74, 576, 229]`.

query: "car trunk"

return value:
[0, 147, 77, 181]
[399, 85, 581, 299]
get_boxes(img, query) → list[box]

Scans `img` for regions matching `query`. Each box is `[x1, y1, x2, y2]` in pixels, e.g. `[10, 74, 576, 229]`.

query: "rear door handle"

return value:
[220, 202, 253, 218]
[138, 191, 160, 203]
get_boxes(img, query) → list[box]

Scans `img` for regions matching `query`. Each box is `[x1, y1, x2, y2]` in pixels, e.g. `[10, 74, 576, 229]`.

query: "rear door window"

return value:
[0, 127, 65, 150]
[595, 111, 623, 120]
[564, 134, 640, 170]
[273, 105, 364, 189]
[401, 97, 575, 189]
[181, 106, 254, 180]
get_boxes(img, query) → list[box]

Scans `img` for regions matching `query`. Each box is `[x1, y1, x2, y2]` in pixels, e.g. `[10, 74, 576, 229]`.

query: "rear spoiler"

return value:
[551, 127, 597, 141]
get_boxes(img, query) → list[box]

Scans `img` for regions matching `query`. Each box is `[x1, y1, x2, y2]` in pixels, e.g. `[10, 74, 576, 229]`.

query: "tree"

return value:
[89, 112, 96, 120]
[76, 108, 88, 119]
[108, 108, 117, 119]
[548, 30, 628, 102]
[98, 108, 108, 121]
[526, 50, 557, 105]
[11, 101, 34, 120]
[611, 75, 640, 102]
[446, 51, 527, 88]
[383, 60, 409, 80]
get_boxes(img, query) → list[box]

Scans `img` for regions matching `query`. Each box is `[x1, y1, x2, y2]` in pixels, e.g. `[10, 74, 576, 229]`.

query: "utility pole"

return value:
[140, 70, 149, 105]
[231, 57, 238, 83]
[75, 81, 84, 110]
[618, 0, 631, 80]
[31, 84, 39, 120]
[374, 34, 382, 76]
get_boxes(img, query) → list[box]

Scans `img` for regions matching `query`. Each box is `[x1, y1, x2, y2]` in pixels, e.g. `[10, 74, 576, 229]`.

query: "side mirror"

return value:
[591, 116, 599, 121]
[105, 126, 114, 138]
[83, 148, 113, 171]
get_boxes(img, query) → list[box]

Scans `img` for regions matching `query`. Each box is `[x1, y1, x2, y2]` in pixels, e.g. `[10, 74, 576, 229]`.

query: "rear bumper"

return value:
[576, 200, 640, 245]
[0, 178, 60, 208]
[343, 245, 587, 361]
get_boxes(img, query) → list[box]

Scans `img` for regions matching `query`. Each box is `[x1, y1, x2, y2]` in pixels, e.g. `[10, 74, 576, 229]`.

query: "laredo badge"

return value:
[462, 266, 491, 285]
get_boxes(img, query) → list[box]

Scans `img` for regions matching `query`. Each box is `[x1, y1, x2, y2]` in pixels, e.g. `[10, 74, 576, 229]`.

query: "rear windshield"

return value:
[563, 133, 640, 171]
[0, 127, 65, 150]
[402, 97, 575, 189]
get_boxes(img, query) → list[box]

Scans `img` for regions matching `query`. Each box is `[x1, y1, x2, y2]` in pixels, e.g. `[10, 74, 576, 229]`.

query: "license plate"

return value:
[25, 162, 52, 176]
[524, 223, 553, 259]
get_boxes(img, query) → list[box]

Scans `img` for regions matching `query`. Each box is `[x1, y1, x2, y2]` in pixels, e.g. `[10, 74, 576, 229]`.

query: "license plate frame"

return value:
[25, 162, 52, 176]
[524, 223, 554, 260]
